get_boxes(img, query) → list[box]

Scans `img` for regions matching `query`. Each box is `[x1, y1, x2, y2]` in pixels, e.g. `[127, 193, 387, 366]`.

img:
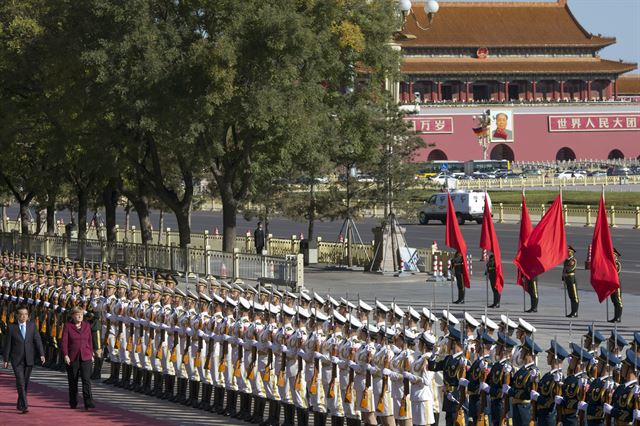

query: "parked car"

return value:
[555, 170, 585, 179]
[471, 172, 496, 179]
[418, 191, 491, 225]
[607, 167, 631, 177]
[430, 172, 456, 185]
[587, 170, 607, 177]
[522, 169, 543, 178]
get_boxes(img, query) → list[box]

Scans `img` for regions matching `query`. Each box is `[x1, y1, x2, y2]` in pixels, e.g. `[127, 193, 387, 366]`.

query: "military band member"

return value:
[506, 335, 541, 425]
[555, 343, 593, 426]
[486, 254, 501, 308]
[563, 245, 579, 318]
[609, 248, 623, 323]
[451, 251, 466, 304]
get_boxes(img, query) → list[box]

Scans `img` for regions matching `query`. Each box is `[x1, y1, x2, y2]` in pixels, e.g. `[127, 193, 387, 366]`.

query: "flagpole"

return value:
[559, 185, 568, 318]
[602, 184, 610, 322]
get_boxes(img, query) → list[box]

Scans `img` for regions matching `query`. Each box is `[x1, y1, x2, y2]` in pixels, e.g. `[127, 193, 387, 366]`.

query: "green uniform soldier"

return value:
[451, 251, 465, 304]
[562, 246, 579, 318]
[486, 254, 500, 308]
[608, 248, 622, 323]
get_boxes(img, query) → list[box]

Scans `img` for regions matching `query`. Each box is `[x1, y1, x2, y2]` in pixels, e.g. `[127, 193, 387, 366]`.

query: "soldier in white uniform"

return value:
[131, 283, 150, 392]
[274, 304, 296, 425]
[389, 329, 416, 426]
[204, 293, 224, 412]
[340, 314, 362, 426]
[353, 323, 377, 426]
[99, 279, 118, 384]
[258, 300, 281, 425]
[308, 308, 328, 426]
[189, 292, 211, 407]
[158, 287, 175, 399]
[410, 332, 438, 426]
[219, 296, 238, 416]
[245, 300, 266, 422]
[167, 288, 187, 402]
[319, 310, 346, 424]
[512, 318, 536, 368]
[230, 297, 252, 419]
[113, 279, 131, 388]
[290, 307, 310, 426]
[144, 284, 163, 396]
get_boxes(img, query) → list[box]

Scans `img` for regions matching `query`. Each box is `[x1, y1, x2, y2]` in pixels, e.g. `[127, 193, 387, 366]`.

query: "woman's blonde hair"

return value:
[70, 306, 84, 316]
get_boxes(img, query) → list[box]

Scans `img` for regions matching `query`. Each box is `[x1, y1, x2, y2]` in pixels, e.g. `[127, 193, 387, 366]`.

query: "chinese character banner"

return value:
[548, 114, 639, 132]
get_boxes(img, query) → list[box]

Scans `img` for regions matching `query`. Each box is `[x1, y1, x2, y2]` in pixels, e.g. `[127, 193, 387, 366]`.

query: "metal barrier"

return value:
[0, 231, 303, 288]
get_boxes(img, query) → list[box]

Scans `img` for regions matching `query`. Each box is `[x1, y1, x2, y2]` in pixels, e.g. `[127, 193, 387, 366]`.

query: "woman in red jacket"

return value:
[61, 306, 96, 409]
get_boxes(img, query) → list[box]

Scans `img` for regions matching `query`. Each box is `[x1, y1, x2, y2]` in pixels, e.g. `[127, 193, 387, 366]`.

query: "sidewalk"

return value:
[0, 366, 244, 426]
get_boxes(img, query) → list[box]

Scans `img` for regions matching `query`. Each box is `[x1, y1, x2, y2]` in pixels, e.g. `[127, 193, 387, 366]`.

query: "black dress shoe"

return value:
[85, 401, 96, 409]
[493, 304, 500, 309]
[488, 304, 495, 308]
[608, 318, 616, 323]
[21, 409, 29, 414]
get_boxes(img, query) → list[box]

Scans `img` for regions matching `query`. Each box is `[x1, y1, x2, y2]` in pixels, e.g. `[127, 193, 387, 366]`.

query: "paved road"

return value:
[6, 206, 640, 294]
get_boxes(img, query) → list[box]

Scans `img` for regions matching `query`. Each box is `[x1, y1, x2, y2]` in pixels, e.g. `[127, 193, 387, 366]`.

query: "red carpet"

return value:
[0, 371, 174, 425]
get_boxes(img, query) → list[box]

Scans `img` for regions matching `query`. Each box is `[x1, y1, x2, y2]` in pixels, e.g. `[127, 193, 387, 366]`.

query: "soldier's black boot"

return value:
[141, 370, 152, 393]
[91, 356, 103, 380]
[118, 364, 131, 388]
[331, 416, 345, 426]
[231, 391, 244, 418]
[176, 378, 188, 404]
[187, 380, 200, 407]
[314, 412, 327, 426]
[110, 362, 121, 385]
[251, 397, 265, 424]
[223, 390, 236, 416]
[281, 403, 293, 426]
[212, 386, 224, 413]
[493, 292, 501, 309]
[199, 383, 211, 410]
[129, 367, 139, 391]
[151, 372, 163, 397]
[296, 407, 309, 426]
[261, 400, 280, 426]
[163, 375, 175, 400]
[526, 295, 538, 313]
[102, 361, 115, 384]
[170, 377, 182, 402]
[240, 394, 253, 421]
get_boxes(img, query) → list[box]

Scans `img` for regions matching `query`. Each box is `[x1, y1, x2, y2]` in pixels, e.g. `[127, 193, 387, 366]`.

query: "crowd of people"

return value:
[0, 250, 639, 426]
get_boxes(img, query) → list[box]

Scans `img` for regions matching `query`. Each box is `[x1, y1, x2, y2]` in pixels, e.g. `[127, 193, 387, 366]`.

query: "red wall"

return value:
[412, 108, 640, 161]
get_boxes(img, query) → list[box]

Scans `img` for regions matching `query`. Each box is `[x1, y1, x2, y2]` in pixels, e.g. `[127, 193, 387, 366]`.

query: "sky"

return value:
[443, 0, 640, 72]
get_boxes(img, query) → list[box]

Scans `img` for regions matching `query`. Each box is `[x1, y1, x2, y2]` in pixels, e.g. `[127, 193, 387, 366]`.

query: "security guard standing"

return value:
[608, 248, 623, 323]
[486, 254, 500, 309]
[451, 251, 465, 304]
[563, 246, 579, 318]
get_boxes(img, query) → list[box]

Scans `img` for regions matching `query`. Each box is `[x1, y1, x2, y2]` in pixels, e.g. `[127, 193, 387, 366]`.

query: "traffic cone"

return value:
[299, 232, 304, 240]
[481, 249, 487, 262]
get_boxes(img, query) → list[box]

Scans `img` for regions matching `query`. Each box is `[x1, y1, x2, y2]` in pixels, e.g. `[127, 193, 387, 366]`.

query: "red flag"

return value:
[445, 193, 470, 288]
[515, 194, 533, 289]
[514, 194, 566, 280]
[480, 197, 504, 294]
[590, 196, 620, 302]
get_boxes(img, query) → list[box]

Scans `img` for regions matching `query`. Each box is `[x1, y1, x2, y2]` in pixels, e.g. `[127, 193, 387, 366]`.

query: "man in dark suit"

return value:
[254, 221, 266, 254]
[3, 304, 45, 413]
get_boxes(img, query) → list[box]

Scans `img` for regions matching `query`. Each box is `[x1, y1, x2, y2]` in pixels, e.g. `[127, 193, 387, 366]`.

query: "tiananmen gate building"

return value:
[395, 0, 640, 162]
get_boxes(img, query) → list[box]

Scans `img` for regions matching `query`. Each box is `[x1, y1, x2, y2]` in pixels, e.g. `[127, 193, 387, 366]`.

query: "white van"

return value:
[418, 191, 492, 225]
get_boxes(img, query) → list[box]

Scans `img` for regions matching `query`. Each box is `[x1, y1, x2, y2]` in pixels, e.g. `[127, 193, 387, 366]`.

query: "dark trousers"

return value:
[66, 359, 93, 407]
[256, 246, 264, 255]
[12, 361, 33, 410]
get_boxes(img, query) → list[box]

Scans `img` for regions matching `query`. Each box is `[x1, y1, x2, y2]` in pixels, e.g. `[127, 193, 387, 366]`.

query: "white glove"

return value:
[367, 364, 377, 373]
[402, 371, 412, 380]
[578, 401, 588, 412]
[197, 330, 205, 338]
[502, 384, 510, 395]
[504, 364, 512, 374]
[331, 356, 341, 364]
[555, 395, 564, 405]
[237, 338, 244, 345]
[633, 409, 640, 421]
[480, 382, 490, 392]
[459, 378, 469, 388]
[589, 357, 598, 367]
[553, 371, 562, 382]
[348, 361, 358, 369]
[634, 385, 640, 395]
[382, 368, 392, 376]
[281, 345, 288, 354]
[530, 369, 538, 378]
[603, 403, 613, 414]
[314, 351, 323, 360]
[44, 301, 50, 308]
[27, 298, 33, 304]
[579, 377, 588, 387]
[446, 392, 456, 402]
[298, 349, 306, 357]
[530, 390, 540, 401]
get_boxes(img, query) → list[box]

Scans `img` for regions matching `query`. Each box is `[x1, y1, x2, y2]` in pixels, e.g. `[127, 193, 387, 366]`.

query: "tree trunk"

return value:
[124, 202, 131, 241]
[77, 188, 88, 240]
[175, 204, 192, 248]
[221, 195, 237, 253]
[35, 209, 44, 235]
[131, 195, 153, 244]
[157, 210, 164, 244]
[307, 181, 316, 243]
[102, 180, 119, 242]
[46, 202, 56, 235]
[19, 201, 30, 235]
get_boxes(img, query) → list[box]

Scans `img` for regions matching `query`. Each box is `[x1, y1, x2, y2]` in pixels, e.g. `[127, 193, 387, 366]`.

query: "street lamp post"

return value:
[473, 109, 492, 160]
[396, 0, 439, 39]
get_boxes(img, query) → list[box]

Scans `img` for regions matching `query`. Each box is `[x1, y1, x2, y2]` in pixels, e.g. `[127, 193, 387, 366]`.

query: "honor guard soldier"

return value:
[408, 332, 437, 426]
[88, 281, 104, 380]
[372, 323, 395, 425]
[605, 349, 639, 425]
[419, 308, 438, 335]
[291, 307, 310, 426]
[451, 251, 466, 304]
[582, 348, 620, 426]
[158, 287, 175, 400]
[244, 299, 265, 422]
[322, 310, 347, 425]
[513, 318, 536, 368]
[465, 331, 495, 425]
[532, 340, 569, 426]
[555, 343, 593, 426]
[608, 248, 623, 323]
[168, 288, 188, 403]
[258, 301, 281, 425]
[633, 332, 640, 356]
[486, 254, 500, 308]
[487, 332, 517, 426]
[563, 245, 579, 318]
[584, 325, 606, 377]
[308, 308, 329, 426]
[274, 303, 296, 425]
[354, 323, 377, 426]
[431, 325, 468, 426]
[463, 312, 480, 360]
[608, 330, 628, 362]
[506, 335, 541, 425]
